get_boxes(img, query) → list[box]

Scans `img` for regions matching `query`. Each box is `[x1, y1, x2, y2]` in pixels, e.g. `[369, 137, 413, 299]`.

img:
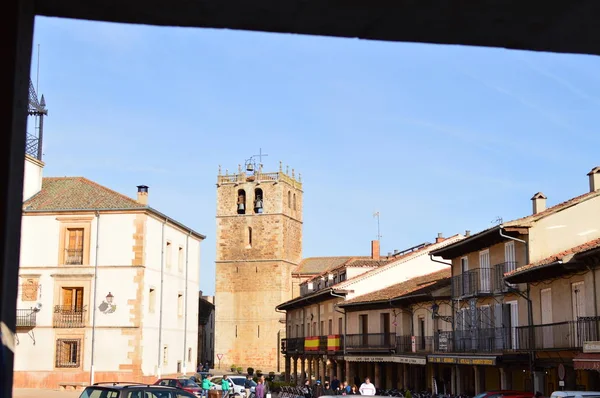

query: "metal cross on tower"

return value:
[252, 148, 269, 166]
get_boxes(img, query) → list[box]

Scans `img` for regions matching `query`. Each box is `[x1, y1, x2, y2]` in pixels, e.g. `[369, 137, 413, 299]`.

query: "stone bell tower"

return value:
[214, 157, 303, 371]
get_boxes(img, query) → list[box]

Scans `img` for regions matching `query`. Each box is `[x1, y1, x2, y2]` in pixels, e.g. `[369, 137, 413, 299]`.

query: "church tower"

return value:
[214, 157, 303, 370]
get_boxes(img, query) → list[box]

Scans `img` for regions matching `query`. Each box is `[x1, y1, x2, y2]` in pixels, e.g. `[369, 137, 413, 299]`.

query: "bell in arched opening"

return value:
[254, 188, 264, 214]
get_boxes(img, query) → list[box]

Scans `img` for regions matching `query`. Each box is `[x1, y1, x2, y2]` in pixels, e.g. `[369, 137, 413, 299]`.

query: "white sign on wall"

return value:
[583, 341, 600, 353]
[344, 356, 426, 365]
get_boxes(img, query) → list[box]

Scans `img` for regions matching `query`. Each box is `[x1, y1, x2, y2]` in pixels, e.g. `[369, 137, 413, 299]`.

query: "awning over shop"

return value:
[574, 353, 600, 371]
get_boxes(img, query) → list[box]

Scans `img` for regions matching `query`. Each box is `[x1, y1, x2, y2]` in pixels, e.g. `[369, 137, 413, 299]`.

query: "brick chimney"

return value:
[531, 192, 547, 214]
[435, 233, 445, 243]
[137, 185, 149, 205]
[465, 230, 471, 237]
[371, 240, 380, 260]
[588, 166, 600, 192]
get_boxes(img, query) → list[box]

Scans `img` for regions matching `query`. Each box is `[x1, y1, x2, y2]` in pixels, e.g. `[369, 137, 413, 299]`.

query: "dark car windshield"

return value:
[179, 379, 199, 388]
[79, 387, 120, 398]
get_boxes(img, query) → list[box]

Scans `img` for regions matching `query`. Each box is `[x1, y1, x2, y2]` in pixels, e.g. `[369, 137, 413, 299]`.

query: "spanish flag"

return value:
[327, 335, 341, 351]
[304, 336, 320, 351]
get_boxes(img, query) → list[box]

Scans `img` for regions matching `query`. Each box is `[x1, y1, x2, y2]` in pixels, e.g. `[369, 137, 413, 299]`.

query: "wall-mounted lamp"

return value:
[431, 302, 452, 323]
[106, 292, 114, 304]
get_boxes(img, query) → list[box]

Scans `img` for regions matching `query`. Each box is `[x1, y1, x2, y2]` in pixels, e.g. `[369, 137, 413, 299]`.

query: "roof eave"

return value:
[276, 289, 348, 311]
[430, 226, 526, 259]
[23, 206, 206, 240]
[505, 245, 600, 284]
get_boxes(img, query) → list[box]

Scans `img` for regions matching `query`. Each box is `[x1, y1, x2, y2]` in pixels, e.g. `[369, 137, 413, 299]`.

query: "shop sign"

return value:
[583, 341, 600, 353]
[344, 356, 426, 365]
[437, 334, 449, 351]
[427, 355, 496, 366]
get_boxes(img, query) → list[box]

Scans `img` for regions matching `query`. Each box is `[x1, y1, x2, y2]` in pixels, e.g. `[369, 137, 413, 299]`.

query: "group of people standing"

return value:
[302, 376, 376, 397]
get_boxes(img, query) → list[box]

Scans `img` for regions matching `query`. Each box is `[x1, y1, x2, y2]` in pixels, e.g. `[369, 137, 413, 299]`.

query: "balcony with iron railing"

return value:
[516, 317, 600, 350]
[281, 335, 345, 355]
[53, 305, 86, 328]
[434, 328, 518, 353]
[16, 309, 37, 328]
[493, 262, 518, 293]
[65, 249, 84, 265]
[396, 335, 433, 353]
[346, 333, 396, 352]
[451, 268, 494, 298]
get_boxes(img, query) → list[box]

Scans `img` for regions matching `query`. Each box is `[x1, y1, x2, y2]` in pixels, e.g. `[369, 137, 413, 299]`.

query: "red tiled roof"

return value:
[341, 268, 451, 305]
[23, 177, 145, 211]
[505, 237, 600, 277]
[293, 256, 364, 275]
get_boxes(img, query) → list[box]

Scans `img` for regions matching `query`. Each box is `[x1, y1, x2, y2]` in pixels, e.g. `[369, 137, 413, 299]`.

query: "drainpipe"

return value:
[89, 211, 101, 385]
[429, 254, 456, 341]
[499, 227, 535, 393]
[158, 217, 167, 378]
[331, 290, 346, 354]
[588, 266, 598, 318]
[588, 265, 599, 338]
[183, 231, 191, 375]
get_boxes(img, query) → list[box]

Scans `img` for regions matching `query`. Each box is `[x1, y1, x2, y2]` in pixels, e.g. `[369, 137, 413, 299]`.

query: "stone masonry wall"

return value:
[215, 171, 302, 371]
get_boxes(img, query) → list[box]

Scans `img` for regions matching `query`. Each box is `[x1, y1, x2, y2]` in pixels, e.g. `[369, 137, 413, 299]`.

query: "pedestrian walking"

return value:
[359, 377, 376, 396]
[202, 375, 215, 398]
[256, 377, 267, 398]
[221, 375, 234, 398]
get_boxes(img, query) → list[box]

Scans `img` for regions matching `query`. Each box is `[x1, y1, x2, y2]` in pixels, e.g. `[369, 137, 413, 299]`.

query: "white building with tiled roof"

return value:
[276, 233, 464, 387]
[14, 154, 205, 389]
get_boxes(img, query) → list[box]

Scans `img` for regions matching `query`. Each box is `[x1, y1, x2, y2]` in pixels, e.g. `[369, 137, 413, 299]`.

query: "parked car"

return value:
[209, 375, 257, 397]
[78, 382, 196, 398]
[551, 391, 600, 398]
[155, 378, 203, 396]
[474, 391, 534, 398]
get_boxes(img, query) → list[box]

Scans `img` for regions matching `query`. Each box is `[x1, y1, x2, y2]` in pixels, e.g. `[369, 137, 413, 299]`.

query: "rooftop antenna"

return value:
[491, 216, 503, 225]
[373, 211, 382, 241]
[27, 44, 48, 162]
[36, 44, 40, 94]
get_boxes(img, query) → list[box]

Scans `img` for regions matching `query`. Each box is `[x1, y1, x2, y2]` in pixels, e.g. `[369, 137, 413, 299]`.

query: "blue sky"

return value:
[31, 17, 600, 295]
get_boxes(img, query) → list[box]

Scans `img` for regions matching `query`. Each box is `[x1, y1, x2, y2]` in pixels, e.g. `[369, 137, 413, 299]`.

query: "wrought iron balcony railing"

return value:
[16, 309, 37, 328]
[53, 305, 86, 328]
[516, 317, 600, 350]
[493, 262, 518, 293]
[281, 335, 345, 355]
[65, 249, 84, 265]
[451, 268, 494, 298]
[434, 328, 518, 353]
[396, 335, 433, 353]
[346, 333, 396, 352]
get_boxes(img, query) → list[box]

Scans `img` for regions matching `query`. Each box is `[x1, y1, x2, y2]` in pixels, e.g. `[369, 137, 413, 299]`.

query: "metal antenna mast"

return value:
[373, 211, 382, 241]
[27, 77, 48, 161]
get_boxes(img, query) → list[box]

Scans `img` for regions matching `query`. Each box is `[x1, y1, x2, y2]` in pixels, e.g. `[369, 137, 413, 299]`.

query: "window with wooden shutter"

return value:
[55, 338, 81, 368]
[65, 228, 84, 265]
